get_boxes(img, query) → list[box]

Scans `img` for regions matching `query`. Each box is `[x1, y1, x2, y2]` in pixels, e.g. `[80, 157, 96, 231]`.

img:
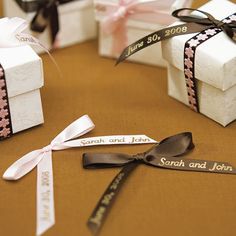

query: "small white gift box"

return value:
[0, 45, 44, 140]
[3, 0, 97, 53]
[162, 0, 236, 126]
[95, 0, 192, 67]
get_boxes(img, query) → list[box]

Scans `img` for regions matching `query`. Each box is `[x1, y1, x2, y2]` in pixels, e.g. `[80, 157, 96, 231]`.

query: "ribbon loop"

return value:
[172, 8, 236, 41]
[145, 132, 194, 159]
[83, 153, 133, 169]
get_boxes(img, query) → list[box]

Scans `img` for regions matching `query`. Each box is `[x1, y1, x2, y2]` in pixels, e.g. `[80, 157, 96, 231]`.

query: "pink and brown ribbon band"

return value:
[0, 64, 13, 140]
[183, 12, 236, 112]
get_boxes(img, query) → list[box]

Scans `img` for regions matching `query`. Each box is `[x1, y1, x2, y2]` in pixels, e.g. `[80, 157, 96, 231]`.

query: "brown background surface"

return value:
[1, 1, 236, 236]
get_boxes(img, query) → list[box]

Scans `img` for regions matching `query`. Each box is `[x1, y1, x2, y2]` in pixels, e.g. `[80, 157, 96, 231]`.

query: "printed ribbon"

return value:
[100, 0, 171, 54]
[30, 0, 74, 47]
[0, 65, 12, 140]
[116, 8, 236, 64]
[0, 17, 45, 48]
[3, 115, 157, 236]
[83, 132, 236, 235]
[116, 8, 236, 111]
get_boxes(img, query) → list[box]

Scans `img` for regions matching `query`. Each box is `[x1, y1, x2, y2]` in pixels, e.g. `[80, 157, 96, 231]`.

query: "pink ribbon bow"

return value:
[101, 0, 168, 54]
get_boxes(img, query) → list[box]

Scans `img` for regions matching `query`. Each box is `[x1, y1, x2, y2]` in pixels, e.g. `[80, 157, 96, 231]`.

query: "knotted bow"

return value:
[83, 132, 194, 235]
[101, 0, 166, 54]
[3, 115, 157, 236]
[31, 0, 73, 47]
[172, 8, 236, 42]
[84, 130, 236, 235]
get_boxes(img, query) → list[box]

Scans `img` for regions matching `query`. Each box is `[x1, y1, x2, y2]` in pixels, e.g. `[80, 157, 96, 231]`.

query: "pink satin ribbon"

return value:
[101, 0, 174, 54]
[3, 115, 157, 235]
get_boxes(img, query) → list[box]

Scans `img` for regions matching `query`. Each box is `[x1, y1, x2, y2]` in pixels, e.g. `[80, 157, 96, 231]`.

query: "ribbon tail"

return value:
[37, 151, 55, 236]
[111, 18, 128, 55]
[102, 15, 128, 56]
[49, 3, 59, 47]
[146, 156, 236, 175]
[87, 161, 138, 235]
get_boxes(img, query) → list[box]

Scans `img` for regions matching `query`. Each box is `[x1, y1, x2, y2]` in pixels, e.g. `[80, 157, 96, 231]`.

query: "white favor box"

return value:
[3, 0, 97, 53]
[95, 0, 192, 67]
[1, 45, 44, 135]
[162, 0, 236, 126]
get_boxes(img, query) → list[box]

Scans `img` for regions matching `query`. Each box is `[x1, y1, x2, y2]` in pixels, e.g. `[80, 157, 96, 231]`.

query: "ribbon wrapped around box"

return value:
[0, 17, 47, 140]
[3, 114, 158, 236]
[95, 0, 192, 67]
[83, 132, 236, 235]
[117, 0, 236, 126]
[3, 0, 97, 53]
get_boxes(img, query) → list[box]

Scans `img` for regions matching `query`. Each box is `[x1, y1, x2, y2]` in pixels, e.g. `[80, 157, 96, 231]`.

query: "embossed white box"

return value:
[3, 0, 97, 53]
[1, 45, 44, 135]
[162, 0, 236, 126]
[95, 0, 192, 67]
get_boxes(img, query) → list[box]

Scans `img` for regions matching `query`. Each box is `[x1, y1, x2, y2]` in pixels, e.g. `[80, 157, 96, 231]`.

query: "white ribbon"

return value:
[0, 17, 61, 74]
[0, 17, 43, 48]
[3, 115, 157, 235]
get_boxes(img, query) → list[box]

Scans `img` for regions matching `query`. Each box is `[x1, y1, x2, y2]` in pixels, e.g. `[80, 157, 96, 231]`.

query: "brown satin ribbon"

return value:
[28, 0, 75, 45]
[83, 132, 236, 235]
[116, 8, 236, 64]
[83, 132, 195, 235]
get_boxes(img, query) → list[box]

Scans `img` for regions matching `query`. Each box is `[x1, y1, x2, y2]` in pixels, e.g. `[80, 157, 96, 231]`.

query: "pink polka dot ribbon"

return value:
[0, 65, 12, 140]
[184, 13, 236, 112]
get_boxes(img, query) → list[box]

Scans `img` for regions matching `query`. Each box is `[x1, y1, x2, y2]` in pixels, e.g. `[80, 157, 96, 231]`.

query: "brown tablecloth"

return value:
[1, 0, 236, 236]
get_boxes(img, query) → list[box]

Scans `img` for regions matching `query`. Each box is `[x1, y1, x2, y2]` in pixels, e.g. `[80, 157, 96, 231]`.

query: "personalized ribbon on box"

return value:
[116, 8, 236, 112]
[97, 0, 178, 54]
[83, 132, 236, 235]
[3, 115, 157, 236]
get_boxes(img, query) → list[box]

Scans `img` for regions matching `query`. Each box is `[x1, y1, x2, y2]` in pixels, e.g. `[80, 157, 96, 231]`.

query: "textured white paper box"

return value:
[162, 0, 236, 126]
[3, 0, 97, 53]
[1, 45, 44, 134]
[95, 0, 192, 67]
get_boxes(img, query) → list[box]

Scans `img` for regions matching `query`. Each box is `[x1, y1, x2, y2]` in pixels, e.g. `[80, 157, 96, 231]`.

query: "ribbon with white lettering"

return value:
[83, 132, 194, 235]
[3, 114, 157, 236]
[83, 132, 236, 235]
[0, 64, 13, 140]
[116, 8, 236, 64]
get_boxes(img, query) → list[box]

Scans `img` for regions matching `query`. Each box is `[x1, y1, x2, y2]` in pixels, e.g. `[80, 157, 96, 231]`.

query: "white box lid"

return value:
[162, 0, 236, 91]
[0, 45, 44, 98]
